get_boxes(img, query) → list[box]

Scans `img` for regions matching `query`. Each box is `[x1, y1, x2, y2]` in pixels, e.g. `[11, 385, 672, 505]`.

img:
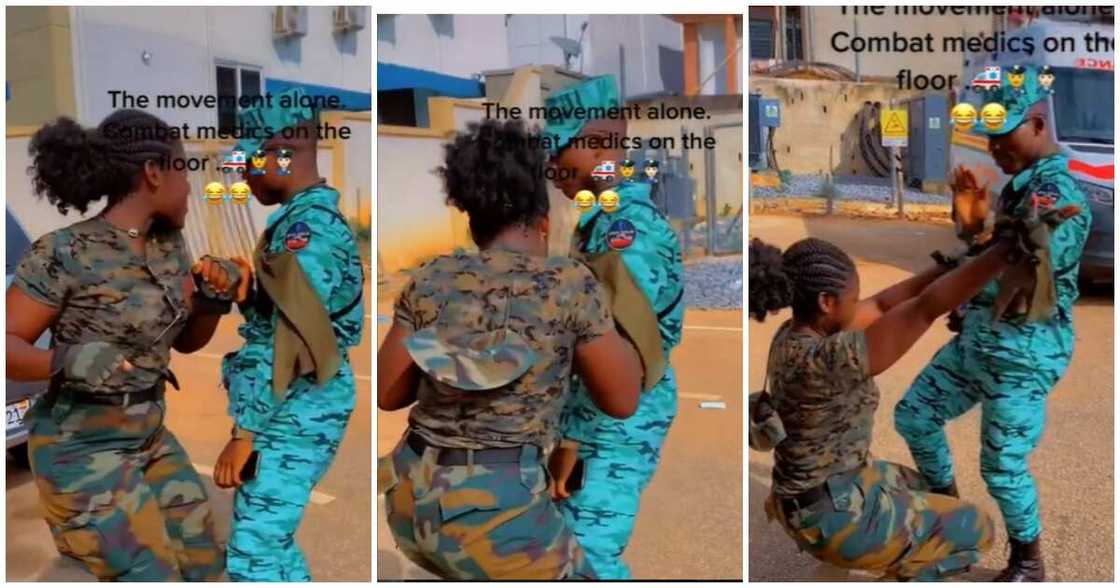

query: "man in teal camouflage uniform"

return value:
[217, 89, 364, 581]
[895, 65, 1091, 581]
[545, 75, 685, 579]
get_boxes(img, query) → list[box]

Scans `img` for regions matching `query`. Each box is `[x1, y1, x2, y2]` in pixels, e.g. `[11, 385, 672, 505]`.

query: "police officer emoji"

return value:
[1038, 65, 1056, 95]
[250, 149, 268, 176]
[1007, 65, 1026, 95]
[276, 148, 293, 176]
[643, 159, 659, 183]
[619, 159, 636, 182]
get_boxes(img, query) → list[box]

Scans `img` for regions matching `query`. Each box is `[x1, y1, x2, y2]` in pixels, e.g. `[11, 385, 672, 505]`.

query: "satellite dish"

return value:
[550, 36, 582, 69]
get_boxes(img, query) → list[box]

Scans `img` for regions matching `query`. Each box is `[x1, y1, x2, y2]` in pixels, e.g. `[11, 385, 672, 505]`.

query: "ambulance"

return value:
[952, 17, 1114, 282]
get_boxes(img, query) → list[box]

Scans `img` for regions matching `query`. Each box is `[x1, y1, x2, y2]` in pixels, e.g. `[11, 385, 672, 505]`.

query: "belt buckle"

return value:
[121, 392, 130, 406]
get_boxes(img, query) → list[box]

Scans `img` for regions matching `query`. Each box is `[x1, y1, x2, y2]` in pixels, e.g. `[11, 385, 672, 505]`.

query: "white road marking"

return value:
[193, 463, 336, 505]
[683, 325, 742, 332]
[679, 392, 724, 401]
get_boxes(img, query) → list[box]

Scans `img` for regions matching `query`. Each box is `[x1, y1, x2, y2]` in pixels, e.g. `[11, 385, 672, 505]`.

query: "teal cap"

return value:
[971, 65, 1048, 137]
[542, 75, 621, 155]
[235, 87, 317, 153]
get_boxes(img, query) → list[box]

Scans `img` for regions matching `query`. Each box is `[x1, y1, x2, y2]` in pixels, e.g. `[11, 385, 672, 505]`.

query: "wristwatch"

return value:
[192, 291, 232, 315]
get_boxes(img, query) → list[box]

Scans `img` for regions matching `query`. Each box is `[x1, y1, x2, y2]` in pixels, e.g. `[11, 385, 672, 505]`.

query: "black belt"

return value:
[406, 432, 531, 466]
[67, 383, 165, 407]
[777, 483, 831, 514]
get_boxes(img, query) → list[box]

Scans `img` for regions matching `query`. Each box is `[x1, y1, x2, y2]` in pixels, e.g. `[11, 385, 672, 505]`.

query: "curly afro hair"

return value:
[749, 237, 855, 322]
[437, 118, 550, 247]
[28, 109, 179, 215]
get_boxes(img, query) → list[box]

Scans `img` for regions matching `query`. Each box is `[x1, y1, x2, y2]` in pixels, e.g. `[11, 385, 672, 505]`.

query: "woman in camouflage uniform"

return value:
[747, 234, 1029, 581]
[377, 119, 643, 580]
[6, 111, 239, 581]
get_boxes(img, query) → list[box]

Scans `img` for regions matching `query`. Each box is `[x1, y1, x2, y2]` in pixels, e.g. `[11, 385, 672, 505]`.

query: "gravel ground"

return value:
[688, 218, 743, 254]
[751, 174, 950, 205]
[684, 255, 742, 310]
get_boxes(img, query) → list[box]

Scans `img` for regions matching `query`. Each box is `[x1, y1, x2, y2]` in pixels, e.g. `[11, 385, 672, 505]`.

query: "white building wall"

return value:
[507, 15, 591, 72]
[72, 6, 371, 128]
[586, 15, 683, 98]
[378, 14, 684, 98]
[376, 14, 508, 79]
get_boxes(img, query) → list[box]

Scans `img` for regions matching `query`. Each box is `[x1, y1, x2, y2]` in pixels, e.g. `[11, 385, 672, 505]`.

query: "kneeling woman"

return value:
[748, 235, 1027, 581]
[377, 119, 642, 580]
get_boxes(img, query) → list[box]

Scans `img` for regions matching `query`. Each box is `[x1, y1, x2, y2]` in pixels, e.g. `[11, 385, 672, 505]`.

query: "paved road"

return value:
[747, 215, 1114, 581]
[375, 287, 743, 580]
[6, 283, 373, 582]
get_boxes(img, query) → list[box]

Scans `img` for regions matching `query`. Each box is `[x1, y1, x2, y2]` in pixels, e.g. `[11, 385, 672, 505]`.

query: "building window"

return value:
[784, 7, 803, 61]
[216, 64, 263, 135]
[749, 19, 774, 60]
[377, 89, 418, 127]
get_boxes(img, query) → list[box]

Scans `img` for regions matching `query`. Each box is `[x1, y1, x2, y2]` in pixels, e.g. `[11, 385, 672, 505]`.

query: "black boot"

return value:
[929, 479, 959, 498]
[994, 536, 1045, 582]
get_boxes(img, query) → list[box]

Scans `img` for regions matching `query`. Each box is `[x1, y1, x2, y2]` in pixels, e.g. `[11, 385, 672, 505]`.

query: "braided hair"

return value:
[749, 237, 856, 322]
[437, 118, 550, 247]
[28, 110, 179, 215]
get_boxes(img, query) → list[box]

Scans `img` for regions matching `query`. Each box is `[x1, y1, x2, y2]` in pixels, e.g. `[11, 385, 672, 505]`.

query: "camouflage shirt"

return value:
[394, 249, 613, 449]
[768, 321, 877, 496]
[13, 217, 191, 393]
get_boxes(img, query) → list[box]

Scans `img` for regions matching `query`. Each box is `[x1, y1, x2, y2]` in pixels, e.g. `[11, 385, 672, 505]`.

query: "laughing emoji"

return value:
[981, 103, 1007, 131]
[599, 190, 620, 213]
[574, 190, 596, 211]
[229, 181, 251, 203]
[204, 181, 226, 204]
[950, 103, 977, 133]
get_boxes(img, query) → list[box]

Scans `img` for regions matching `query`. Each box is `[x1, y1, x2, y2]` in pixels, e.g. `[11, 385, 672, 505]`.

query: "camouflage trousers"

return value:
[766, 461, 994, 580]
[226, 370, 355, 581]
[27, 395, 223, 581]
[379, 432, 595, 580]
[559, 369, 677, 579]
[895, 332, 1069, 542]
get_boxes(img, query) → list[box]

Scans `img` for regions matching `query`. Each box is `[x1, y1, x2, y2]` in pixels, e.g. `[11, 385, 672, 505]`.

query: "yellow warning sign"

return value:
[881, 108, 908, 147]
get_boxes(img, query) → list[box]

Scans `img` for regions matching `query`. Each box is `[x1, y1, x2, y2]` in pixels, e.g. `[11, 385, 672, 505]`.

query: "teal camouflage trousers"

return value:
[558, 369, 677, 579]
[380, 433, 595, 580]
[28, 396, 223, 581]
[767, 460, 994, 580]
[895, 329, 1069, 542]
[226, 368, 355, 581]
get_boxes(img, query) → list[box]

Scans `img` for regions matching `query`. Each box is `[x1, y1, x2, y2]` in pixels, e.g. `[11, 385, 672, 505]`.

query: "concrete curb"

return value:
[749, 197, 953, 224]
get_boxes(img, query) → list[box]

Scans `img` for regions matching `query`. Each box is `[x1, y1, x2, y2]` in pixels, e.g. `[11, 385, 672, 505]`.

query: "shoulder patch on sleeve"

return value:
[284, 221, 312, 251]
[606, 218, 637, 250]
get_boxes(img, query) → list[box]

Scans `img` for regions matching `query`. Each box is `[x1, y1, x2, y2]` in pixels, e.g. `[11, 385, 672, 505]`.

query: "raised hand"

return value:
[191, 255, 251, 302]
[950, 166, 993, 241]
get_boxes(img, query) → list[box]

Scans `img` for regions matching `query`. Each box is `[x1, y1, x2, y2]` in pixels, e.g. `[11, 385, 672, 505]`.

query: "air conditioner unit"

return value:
[273, 6, 308, 39]
[333, 6, 366, 33]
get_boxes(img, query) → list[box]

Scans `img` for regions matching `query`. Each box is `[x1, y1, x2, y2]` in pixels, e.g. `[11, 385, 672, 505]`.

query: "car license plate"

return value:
[6, 399, 31, 432]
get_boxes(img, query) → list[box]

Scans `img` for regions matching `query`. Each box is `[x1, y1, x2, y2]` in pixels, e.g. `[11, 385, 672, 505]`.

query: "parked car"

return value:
[6, 207, 50, 468]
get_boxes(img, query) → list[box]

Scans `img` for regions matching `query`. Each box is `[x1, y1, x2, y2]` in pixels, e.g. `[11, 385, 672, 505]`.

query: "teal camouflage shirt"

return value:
[571, 181, 684, 351]
[13, 217, 191, 393]
[221, 184, 364, 431]
[395, 250, 613, 450]
[961, 154, 1090, 362]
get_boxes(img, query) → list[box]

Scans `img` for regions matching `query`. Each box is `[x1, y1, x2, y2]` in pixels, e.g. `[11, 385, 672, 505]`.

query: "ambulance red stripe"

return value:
[1068, 159, 1114, 181]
